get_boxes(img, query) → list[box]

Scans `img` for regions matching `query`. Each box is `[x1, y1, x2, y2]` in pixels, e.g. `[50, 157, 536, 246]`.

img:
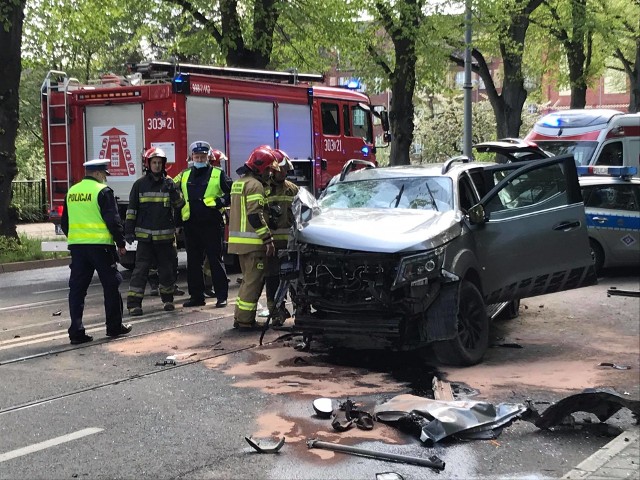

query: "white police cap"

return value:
[83, 159, 111, 174]
[189, 141, 211, 154]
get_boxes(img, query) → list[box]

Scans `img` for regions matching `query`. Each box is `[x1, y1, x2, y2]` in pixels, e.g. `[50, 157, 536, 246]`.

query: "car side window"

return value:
[594, 141, 623, 166]
[586, 185, 639, 212]
[458, 177, 478, 212]
[485, 163, 569, 218]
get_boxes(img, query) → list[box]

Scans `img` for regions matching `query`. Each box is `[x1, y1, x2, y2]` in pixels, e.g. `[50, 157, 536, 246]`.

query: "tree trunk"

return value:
[568, 47, 588, 109]
[389, 42, 417, 166]
[630, 39, 640, 113]
[0, 1, 26, 239]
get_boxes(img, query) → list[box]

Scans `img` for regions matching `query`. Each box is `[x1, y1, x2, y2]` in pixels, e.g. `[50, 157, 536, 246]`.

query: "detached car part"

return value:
[306, 438, 445, 471]
[244, 436, 285, 453]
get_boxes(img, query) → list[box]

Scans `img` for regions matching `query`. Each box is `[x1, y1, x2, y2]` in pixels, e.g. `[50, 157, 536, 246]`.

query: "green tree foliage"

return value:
[449, 0, 544, 140]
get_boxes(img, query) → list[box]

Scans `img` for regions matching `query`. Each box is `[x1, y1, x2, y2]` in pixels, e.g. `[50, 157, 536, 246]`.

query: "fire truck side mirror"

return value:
[172, 73, 190, 94]
[380, 111, 390, 132]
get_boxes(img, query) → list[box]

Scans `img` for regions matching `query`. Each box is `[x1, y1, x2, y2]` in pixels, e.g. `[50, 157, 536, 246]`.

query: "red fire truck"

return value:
[41, 61, 389, 226]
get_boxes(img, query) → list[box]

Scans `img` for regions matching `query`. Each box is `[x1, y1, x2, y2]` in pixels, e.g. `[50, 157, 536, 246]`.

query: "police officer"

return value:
[179, 141, 232, 308]
[228, 146, 279, 329]
[203, 148, 230, 297]
[265, 150, 299, 326]
[61, 159, 132, 344]
[125, 147, 184, 315]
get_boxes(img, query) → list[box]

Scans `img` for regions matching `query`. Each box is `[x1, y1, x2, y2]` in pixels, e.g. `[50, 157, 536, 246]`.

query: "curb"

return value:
[0, 257, 70, 274]
[562, 427, 640, 479]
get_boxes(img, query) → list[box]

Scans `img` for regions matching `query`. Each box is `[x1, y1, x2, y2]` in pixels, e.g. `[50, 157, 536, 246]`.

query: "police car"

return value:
[577, 166, 640, 273]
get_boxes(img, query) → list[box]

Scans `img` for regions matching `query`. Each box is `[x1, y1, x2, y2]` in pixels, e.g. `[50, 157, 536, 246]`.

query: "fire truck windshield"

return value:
[535, 140, 599, 166]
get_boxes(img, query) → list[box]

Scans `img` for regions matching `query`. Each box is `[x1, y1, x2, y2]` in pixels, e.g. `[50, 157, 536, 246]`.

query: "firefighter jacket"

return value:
[125, 172, 183, 243]
[266, 179, 299, 249]
[62, 177, 125, 247]
[228, 172, 273, 255]
[177, 166, 231, 224]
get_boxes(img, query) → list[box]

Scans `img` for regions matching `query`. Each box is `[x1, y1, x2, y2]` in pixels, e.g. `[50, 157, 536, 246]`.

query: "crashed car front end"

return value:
[287, 184, 464, 350]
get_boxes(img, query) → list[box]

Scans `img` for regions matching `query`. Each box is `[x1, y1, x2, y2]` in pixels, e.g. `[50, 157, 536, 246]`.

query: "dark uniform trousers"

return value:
[68, 245, 123, 337]
[127, 241, 177, 308]
[184, 220, 228, 302]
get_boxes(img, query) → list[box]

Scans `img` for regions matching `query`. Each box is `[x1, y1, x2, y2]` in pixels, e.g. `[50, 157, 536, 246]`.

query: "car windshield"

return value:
[536, 141, 598, 166]
[319, 176, 454, 212]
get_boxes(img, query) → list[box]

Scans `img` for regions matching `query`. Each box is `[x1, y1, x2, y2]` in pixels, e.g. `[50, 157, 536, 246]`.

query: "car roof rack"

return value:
[339, 159, 377, 181]
[442, 155, 471, 174]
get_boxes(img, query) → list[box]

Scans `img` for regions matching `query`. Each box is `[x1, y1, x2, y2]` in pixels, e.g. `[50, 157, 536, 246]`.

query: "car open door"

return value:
[469, 154, 597, 304]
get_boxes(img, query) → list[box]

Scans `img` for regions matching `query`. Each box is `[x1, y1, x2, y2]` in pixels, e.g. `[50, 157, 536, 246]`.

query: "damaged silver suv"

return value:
[286, 154, 596, 366]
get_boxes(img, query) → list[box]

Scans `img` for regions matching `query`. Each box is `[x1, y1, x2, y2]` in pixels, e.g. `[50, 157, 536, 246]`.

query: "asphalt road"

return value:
[0, 262, 638, 479]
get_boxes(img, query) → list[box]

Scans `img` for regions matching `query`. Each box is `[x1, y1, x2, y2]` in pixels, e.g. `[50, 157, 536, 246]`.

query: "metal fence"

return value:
[11, 179, 48, 222]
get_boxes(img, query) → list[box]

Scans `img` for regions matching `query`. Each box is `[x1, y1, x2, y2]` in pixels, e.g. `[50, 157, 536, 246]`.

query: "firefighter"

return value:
[264, 150, 299, 326]
[228, 146, 279, 329]
[179, 141, 232, 308]
[61, 159, 132, 344]
[125, 147, 184, 315]
[203, 148, 230, 297]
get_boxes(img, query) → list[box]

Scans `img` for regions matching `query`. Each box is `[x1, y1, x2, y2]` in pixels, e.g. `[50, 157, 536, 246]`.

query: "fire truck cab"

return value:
[524, 109, 640, 171]
[40, 62, 390, 260]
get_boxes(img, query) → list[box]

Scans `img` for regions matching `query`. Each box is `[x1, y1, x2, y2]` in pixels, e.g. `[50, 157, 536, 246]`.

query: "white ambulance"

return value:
[525, 109, 640, 171]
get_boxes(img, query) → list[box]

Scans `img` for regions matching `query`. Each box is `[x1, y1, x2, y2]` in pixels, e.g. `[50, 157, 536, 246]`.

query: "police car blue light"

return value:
[577, 165, 637, 177]
[361, 146, 369, 156]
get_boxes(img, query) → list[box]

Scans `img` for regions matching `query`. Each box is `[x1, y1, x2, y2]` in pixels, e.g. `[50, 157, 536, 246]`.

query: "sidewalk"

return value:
[563, 426, 639, 479]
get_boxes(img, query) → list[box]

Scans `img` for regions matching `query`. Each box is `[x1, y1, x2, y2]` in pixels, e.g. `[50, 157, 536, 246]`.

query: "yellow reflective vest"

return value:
[179, 167, 224, 221]
[66, 179, 113, 245]
[228, 174, 272, 255]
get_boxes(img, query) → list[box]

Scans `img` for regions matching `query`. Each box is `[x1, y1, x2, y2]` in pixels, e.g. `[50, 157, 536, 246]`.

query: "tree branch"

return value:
[168, 0, 223, 45]
[367, 44, 392, 76]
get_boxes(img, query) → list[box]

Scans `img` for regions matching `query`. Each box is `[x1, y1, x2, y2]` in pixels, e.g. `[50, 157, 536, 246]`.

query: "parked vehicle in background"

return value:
[577, 165, 640, 274]
[40, 61, 389, 266]
[525, 109, 640, 170]
[286, 155, 596, 366]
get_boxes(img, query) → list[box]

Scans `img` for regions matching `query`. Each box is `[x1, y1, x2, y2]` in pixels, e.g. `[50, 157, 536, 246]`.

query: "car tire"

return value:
[433, 280, 489, 366]
[589, 238, 604, 276]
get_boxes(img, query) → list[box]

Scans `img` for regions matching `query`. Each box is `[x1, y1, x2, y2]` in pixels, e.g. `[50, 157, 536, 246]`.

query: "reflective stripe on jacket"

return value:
[66, 179, 113, 245]
[125, 174, 182, 243]
[266, 179, 299, 248]
[179, 167, 223, 221]
[228, 174, 272, 255]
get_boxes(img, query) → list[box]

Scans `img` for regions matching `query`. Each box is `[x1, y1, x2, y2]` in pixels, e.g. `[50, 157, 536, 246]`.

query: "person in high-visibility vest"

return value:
[228, 146, 280, 329]
[125, 147, 184, 316]
[203, 148, 230, 298]
[264, 150, 299, 326]
[61, 159, 132, 344]
[178, 141, 233, 308]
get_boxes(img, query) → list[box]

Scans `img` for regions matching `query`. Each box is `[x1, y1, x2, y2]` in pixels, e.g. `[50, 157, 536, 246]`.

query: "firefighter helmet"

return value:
[272, 149, 293, 172]
[143, 147, 167, 170]
[208, 149, 228, 167]
[245, 147, 279, 175]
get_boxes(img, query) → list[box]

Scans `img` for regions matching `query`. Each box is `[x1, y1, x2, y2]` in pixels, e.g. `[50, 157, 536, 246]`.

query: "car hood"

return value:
[296, 208, 463, 253]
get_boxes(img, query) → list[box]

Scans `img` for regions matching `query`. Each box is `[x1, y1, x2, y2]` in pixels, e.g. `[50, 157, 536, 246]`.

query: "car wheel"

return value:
[433, 280, 489, 366]
[589, 238, 604, 275]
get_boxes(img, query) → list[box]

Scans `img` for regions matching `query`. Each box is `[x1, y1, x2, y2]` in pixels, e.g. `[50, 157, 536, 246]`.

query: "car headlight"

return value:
[392, 249, 443, 289]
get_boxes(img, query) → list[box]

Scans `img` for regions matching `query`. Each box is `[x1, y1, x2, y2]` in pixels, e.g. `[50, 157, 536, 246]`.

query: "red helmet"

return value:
[143, 147, 167, 169]
[245, 147, 279, 175]
[208, 149, 228, 167]
[272, 149, 293, 172]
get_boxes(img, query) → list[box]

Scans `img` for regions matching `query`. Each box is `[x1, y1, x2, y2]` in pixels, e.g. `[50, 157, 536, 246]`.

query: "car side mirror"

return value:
[468, 204, 486, 225]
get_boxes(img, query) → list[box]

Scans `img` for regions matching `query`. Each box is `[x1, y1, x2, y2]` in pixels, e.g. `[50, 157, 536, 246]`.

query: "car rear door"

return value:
[470, 154, 596, 304]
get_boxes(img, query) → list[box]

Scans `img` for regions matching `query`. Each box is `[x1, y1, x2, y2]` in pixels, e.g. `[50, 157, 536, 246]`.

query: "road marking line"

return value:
[0, 313, 101, 336]
[33, 283, 102, 295]
[0, 427, 103, 463]
[0, 314, 182, 351]
[0, 293, 102, 312]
